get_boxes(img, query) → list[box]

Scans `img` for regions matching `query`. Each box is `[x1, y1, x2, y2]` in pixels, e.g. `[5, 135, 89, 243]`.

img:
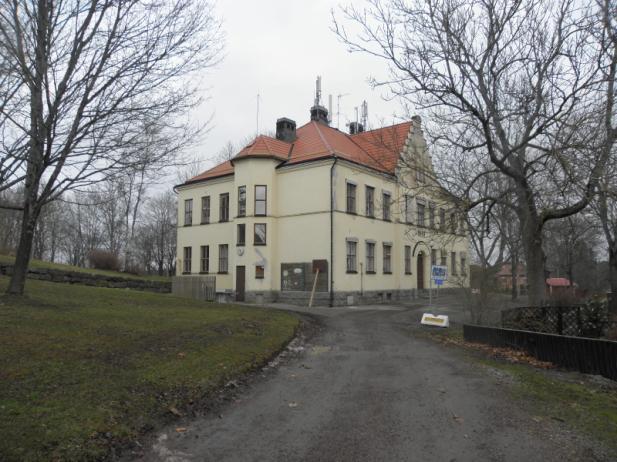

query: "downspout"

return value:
[330, 156, 338, 307]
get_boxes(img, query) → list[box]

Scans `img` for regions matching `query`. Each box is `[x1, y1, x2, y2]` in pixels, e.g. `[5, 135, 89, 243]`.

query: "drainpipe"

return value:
[330, 156, 338, 307]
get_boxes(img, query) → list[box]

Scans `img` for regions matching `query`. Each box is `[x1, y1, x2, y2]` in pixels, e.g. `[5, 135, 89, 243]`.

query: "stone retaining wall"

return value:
[0, 264, 171, 293]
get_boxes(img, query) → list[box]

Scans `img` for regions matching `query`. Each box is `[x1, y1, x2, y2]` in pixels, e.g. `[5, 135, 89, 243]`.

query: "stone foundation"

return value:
[240, 287, 465, 307]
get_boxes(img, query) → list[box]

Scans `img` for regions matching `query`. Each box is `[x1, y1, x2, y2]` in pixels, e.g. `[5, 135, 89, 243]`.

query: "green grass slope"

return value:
[0, 276, 299, 461]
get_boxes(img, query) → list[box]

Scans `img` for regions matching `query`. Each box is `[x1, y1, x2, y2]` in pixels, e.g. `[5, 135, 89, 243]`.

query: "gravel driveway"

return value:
[137, 304, 605, 462]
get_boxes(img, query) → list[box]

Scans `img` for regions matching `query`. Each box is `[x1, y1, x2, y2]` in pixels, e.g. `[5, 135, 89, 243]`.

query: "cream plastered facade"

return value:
[176, 125, 469, 304]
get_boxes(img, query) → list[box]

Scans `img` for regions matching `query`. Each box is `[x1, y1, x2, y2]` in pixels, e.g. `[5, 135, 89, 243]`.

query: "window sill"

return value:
[200, 221, 210, 225]
[383, 271, 392, 275]
[182, 271, 191, 275]
[219, 220, 229, 223]
[237, 243, 245, 247]
[217, 271, 228, 275]
[405, 272, 412, 275]
[346, 270, 358, 274]
[366, 271, 376, 275]
[255, 277, 264, 280]
[254, 243, 267, 246]
[199, 271, 209, 274]
[184, 224, 192, 227]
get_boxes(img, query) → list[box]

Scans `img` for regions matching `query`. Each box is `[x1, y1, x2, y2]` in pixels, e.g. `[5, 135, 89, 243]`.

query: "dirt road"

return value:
[138, 305, 604, 462]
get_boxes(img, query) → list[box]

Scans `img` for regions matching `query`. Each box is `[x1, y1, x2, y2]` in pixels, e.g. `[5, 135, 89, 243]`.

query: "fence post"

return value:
[557, 309, 563, 335]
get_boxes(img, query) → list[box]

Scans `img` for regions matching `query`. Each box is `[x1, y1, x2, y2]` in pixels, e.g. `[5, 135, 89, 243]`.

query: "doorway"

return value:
[417, 253, 425, 290]
[235, 266, 245, 301]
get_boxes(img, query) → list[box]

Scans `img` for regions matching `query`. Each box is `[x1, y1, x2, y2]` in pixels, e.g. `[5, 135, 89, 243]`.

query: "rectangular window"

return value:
[366, 241, 375, 273]
[255, 185, 267, 216]
[237, 224, 245, 246]
[183, 246, 192, 273]
[461, 252, 467, 276]
[346, 240, 357, 272]
[451, 251, 457, 275]
[255, 265, 264, 279]
[200, 245, 209, 273]
[218, 244, 228, 273]
[382, 192, 391, 221]
[429, 203, 435, 228]
[431, 249, 437, 267]
[404, 245, 411, 274]
[219, 193, 229, 222]
[201, 196, 210, 224]
[365, 186, 375, 217]
[440, 209, 446, 231]
[440, 249, 447, 266]
[383, 244, 392, 274]
[254, 223, 267, 245]
[417, 201, 426, 227]
[184, 199, 193, 226]
[416, 168, 425, 184]
[346, 182, 356, 214]
[238, 186, 246, 217]
[405, 195, 413, 223]
[450, 213, 457, 234]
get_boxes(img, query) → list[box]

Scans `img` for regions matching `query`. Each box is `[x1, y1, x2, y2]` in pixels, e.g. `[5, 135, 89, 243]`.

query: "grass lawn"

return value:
[0, 254, 171, 282]
[418, 324, 617, 456]
[0, 276, 300, 461]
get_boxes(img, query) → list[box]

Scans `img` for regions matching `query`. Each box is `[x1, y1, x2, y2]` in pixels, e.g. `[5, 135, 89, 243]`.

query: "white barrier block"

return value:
[420, 313, 450, 328]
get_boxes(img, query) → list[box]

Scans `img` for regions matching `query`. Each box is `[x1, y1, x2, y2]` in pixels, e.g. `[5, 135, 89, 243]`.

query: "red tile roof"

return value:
[185, 160, 234, 183]
[184, 121, 413, 184]
[235, 135, 291, 160]
[546, 277, 573, 287]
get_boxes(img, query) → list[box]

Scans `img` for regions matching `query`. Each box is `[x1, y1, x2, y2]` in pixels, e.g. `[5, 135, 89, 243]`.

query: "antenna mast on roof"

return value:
[256, 92, 260, 135]
[361, 100, 368, 129]
[315, 76, 322, 107]
[328, 94, 333, 124]
[337, 93, 349, 129]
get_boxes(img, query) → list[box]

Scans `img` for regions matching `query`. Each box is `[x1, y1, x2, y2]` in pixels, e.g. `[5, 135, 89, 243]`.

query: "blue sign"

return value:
[431, 265, 447, 284]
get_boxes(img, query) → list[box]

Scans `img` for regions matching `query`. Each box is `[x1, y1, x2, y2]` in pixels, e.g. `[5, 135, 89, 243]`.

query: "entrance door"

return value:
[417, 253, 425, 289]
[236, 266, 245, 301]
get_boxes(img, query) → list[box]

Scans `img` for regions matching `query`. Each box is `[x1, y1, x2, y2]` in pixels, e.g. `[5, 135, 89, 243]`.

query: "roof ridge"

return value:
[312, 121, 335, 155]
[350, 120, 412, 136]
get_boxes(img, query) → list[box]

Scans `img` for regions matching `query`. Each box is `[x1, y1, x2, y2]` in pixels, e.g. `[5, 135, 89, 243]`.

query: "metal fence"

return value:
[463, 324, 617, 381]
[172, 275, 216, 301]
[501, 305, 610, 338]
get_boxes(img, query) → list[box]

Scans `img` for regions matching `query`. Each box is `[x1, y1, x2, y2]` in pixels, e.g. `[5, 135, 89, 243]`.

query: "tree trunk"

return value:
[521, 217, 546, 306]
[608, 247, 617, 317]
[6, 208, 39, 295]
[511, 253, 518, 301]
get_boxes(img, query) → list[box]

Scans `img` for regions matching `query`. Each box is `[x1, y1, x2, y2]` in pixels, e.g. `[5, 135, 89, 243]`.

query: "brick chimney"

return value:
[349, 121, 364, 135]
[276, 117, 297, 142]
[310, 105, 329, 125]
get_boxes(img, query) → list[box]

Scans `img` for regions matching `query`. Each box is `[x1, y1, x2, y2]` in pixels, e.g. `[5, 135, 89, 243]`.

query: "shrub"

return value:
[88, 250, 120, 272]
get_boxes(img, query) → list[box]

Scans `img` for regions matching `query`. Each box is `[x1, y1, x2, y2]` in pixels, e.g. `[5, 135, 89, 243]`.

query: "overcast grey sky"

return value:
[187, 0, 408, 173]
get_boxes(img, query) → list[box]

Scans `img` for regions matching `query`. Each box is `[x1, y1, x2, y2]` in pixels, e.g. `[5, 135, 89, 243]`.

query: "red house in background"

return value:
[546, 277, 577, 298]
[495, 262, 527, 292]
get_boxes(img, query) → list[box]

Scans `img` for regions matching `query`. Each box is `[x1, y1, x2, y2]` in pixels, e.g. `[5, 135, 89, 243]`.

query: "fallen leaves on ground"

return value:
[433, 333, 555, 369]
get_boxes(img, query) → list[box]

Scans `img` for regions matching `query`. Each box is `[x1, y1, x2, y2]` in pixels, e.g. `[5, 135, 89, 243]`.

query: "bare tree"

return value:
[591, 0, 617, 313]
[0, 0, 223, 294]
[135, 191, 177, 275]
[334, 0, 609, 304]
